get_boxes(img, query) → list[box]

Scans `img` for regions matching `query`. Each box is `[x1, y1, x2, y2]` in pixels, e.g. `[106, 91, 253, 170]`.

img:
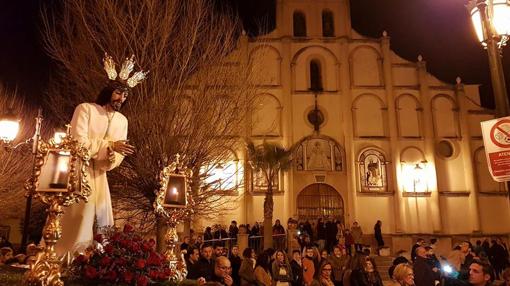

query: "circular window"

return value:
[437, 140, 454, 158]
[307, 109, 325, 130]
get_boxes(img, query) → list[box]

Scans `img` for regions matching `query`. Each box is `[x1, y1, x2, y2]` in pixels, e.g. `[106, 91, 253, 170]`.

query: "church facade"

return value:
[201, 0, 510, 249]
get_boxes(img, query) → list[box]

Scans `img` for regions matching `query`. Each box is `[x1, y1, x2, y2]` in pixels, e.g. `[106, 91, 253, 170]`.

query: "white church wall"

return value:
[392, 65, 419, 87]
[478, 196, 510, 233]
[353, 196, 393, 234]
[252, 93, 282, 137]
[431, 94, 460, 138]
[401, 197, 435, 233]
[439, 197, 474, 234]
[349, 45, 383, 87]
[435, 151, 468, 192]
[352, 93, 387, 137]
[249, 45, 281, 86]
[395, 93, 422, 138]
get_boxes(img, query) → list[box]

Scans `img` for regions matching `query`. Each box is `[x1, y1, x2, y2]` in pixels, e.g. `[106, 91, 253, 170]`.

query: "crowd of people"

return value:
[0, 235, 38, 268]
[178, 220, 510, 286]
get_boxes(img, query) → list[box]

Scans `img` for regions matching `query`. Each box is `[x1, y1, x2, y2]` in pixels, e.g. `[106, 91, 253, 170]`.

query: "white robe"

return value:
[55, 103, 127, 256]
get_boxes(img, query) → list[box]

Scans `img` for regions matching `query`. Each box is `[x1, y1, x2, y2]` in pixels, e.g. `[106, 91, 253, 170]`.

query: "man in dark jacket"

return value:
[414, 246, 440, 286]
[197, 244, 215, 281]
[290, 250, 303, 286]
[186, 247, 202, 280]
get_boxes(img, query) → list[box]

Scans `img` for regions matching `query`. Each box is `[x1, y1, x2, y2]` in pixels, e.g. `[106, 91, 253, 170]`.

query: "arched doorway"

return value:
[297, 183, 344, 223]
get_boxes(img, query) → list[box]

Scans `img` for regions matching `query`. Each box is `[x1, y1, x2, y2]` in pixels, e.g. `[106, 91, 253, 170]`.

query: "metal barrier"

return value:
[196, 233, 288, 256]
[248, 234, 287, 254]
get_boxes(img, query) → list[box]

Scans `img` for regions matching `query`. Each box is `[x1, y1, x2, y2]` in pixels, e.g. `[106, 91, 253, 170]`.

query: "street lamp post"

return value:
[467, 0, 510, 117]
[0, 108, 43, 251]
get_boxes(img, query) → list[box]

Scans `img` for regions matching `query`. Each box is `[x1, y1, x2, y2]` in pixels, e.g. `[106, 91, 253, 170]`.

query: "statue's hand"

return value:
[111, 140, 135, 156]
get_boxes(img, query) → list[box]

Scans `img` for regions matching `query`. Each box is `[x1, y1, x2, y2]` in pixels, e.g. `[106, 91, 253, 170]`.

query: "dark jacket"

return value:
[413, 256, 440, 286]
[231, 255, 242, 286]
[239, 258, 257, 286]
[197, 256, 215, 281]
[186, 260, 201, 280]
[350, 269, 383, 286]
[291, 260, 303, 286]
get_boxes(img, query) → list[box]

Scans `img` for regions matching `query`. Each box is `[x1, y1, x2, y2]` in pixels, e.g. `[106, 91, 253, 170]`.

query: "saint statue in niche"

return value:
[359, 150, 386, 191]
[307, 140, 331, 170]
[366, 159, 382, 186]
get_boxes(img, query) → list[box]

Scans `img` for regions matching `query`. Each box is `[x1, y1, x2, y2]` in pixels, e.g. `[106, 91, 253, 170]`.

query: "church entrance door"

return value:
[297, 183, 344, 223]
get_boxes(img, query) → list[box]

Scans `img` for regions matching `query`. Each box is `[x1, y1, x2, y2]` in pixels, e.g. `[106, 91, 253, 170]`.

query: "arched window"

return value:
[293, 11, 307, 37]
[322, 10, 335, 37]
[309, 60, 323, 91]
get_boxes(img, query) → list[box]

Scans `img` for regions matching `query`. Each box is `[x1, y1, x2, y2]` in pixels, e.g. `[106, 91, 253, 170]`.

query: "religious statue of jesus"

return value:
[55, 54, 147, 257]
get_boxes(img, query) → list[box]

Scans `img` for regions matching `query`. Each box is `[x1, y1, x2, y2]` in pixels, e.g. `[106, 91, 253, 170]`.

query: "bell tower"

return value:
[274, 0, 352, 38]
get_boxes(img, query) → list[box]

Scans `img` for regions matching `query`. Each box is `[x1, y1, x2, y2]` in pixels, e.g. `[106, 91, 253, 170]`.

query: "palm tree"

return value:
[246, 140, 292, 249]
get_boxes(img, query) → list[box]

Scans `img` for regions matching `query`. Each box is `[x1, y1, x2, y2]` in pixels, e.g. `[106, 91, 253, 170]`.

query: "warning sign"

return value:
[481, 117, 510, 182]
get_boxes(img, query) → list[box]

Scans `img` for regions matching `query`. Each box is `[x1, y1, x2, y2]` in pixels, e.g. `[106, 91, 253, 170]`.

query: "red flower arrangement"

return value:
[69, 225, 175, 285]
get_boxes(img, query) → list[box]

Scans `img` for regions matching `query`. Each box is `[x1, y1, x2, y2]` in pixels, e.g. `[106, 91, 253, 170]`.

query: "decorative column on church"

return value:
[416, 57, 443, 233]
[338, 36, 357, 227]
[237, 225, 249, 255]
[380, 31, 404, 233]
[454, 78, 482, 232]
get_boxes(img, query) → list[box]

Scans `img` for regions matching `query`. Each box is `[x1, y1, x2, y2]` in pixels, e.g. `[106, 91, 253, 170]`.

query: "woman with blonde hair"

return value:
[272, 250, 293, 286]
[390, 263, 415, 286]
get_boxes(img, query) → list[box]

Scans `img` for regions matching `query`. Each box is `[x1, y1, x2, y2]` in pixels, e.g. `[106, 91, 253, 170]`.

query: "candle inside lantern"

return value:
[163, 175, 186, 207]
[49, 151, 70, 189]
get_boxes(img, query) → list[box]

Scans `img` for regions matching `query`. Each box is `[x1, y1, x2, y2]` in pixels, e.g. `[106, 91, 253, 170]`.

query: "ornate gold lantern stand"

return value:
[154, 154, 194, 282]
[23, 128, 91, 286]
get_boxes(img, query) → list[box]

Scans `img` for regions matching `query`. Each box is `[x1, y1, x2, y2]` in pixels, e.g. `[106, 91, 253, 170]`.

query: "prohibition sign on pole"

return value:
[490, 119, 510, 148]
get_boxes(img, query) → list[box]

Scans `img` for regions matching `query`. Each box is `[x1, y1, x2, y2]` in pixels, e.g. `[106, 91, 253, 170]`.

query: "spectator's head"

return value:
[393, 256, 409, 266]
[461, 241, 471, 254]
[416, 246, 427, 259]
[430, 238, 438, 245]
[392, 263, 414, 286]
[416, 238, 425, 245]
[319, 261, 333, 280]
[264, 248, 275, 259]
[26, 243, 38, 256]
[255, 252, 271, 271]
[242, 247, 255, 259]
[321, 249, 328, 259]
[214, 256, 232, 278]
[333, 246, 342, 257]
[206, 227, 212, 233]
[189, 247, 200, 262]
[476, 240, 482, 246]
[363, 256, 377, 273]
[183, 236, 190, 244]
[469, 259, 493, 286]
[502, 267, 510, 286]
[231, 245, 239, 256]
[196, 236, 203, 243]
[231, 220, 237, 226]
[305, 247, 314, 258]
[292, 250, 301, 262]
[275, 250, 286, 263]
[275, 219, 281, 226]
[353, 221, 359, 227]
[214, 244, 224, 257]
[201, 244, 213, 260]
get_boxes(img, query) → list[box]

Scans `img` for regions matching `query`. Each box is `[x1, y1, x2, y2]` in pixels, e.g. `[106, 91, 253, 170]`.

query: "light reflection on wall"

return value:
[203, 160, 243, 191]
[401, 162, 429, 193]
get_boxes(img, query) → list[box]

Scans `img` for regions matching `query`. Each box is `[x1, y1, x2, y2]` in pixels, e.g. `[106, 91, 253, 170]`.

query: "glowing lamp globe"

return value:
[469, 0, 510, 46]
[0, 109, 20, 143]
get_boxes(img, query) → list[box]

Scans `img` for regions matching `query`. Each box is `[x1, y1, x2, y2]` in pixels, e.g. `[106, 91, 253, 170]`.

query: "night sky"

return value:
[0, 0, 508, 108]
